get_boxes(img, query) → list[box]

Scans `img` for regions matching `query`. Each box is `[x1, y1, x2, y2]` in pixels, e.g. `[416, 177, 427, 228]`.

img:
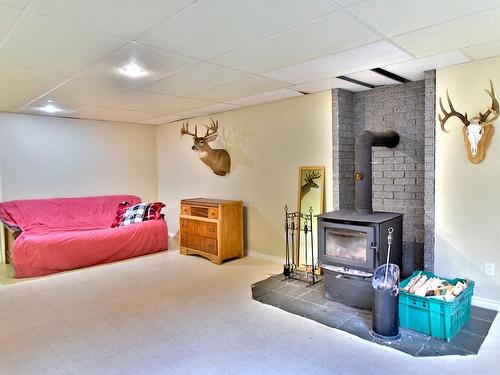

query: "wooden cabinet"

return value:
[179, 198, 244, 264]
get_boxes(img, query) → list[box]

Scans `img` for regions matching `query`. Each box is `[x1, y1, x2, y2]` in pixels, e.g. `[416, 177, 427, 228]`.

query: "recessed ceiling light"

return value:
[120, 60, 147, 78]
[39, 103, 62, 113]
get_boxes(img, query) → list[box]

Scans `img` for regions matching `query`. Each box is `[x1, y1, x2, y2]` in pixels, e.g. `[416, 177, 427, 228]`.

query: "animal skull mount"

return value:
[439, 80, 498, 164]
[180, 119, 231, 176]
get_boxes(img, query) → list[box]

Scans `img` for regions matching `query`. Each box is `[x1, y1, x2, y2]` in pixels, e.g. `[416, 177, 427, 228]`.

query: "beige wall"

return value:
[156, 91, 333, 256]
[436, 57, 500, 303]
[0, 113, 158, 202]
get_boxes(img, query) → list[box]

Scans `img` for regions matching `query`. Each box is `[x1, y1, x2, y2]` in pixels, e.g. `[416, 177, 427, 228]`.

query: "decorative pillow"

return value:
[144, 202, 165, 221]
[111, 201, 131, 228]
[118, 202, 165, 227]
[119, 203, 149, 227]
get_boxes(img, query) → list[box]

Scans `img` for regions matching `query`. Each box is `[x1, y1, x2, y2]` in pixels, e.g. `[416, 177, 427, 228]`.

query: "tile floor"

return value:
[1, 243, 499, 374]
[252, 275, 497, 356]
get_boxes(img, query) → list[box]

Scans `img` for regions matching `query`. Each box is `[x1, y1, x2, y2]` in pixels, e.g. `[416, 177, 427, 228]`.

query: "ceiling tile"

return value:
[345, 70, 400, 86]
[30, 0, 197, 39]
[211, 11, 380, 73]
[392, 7, 500, 57]
[189, 103, 242, 116]
[141, 62, 248, 96]
[0, 67, 64, 101]
[0, 0, 29, 8]
[18, 97, 79, 116]
[227, 89, 303, 106]
[384, 51, 470, 81]
[0, 97, 27, 112]
[100, 90, 175, 111]
[349, 0, 500, 38]
[262, 41, 411, 84]
[142, 97, 215, 115]
[67, 106, 161, 123]
[141, 103, 243, 124]
[333, 0, 359, 6]
[79, 42, 198, 87]
[0, 4, 21, 41]
[0, 13, 126, 76]
[34, 76, 134, 110]
[463, 40, 500, 60]
[29, 42, 197, 109]
[189, 76, 288, 102]
[140, 114, 182, 125]
[157, 103, 243, 123]
[292, 77, 369, 93]
[138, 0, 338, 59]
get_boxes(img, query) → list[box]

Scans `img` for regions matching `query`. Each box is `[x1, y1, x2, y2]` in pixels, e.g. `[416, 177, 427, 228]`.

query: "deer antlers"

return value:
[478, 80, 499, 126]
[439, 80, 499, 132]
[204, 119, 219, 140]
[438, 91, 470, 132]
[305, 170, 321, 182]
[180, 119, 219, 141]
[181, 122, 197, 137]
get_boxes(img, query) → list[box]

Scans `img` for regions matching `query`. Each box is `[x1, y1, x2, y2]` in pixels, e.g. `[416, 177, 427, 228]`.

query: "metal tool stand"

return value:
[283, 205, 320, 286]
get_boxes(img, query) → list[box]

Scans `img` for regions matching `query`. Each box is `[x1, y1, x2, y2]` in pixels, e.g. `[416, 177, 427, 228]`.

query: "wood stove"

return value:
[318, 130, 403, 310]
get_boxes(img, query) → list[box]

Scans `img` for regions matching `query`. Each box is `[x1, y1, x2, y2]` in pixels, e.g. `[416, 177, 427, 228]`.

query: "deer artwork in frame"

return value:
[180, 119, 231, 176]
[296, 166, 325, 272]
[300, 170, 322, 199]
[439, 80, 498, 164]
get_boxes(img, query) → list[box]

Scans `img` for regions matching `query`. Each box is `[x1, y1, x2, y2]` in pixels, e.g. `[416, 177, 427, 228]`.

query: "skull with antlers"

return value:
[439, 80, 498, 164]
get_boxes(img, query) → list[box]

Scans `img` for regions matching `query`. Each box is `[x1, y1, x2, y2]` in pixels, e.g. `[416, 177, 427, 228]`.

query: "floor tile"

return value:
[0, 248, 498, 374]
[471, 305, 498, 322]
[462, 316, 494, 336]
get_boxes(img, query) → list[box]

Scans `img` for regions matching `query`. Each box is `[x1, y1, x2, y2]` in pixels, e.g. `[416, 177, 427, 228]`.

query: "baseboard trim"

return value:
[472, 296, 500, 312]
[247, 250, 283, 264]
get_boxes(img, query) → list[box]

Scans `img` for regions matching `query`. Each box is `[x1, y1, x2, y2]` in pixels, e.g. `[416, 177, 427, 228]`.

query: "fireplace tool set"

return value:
[283, 205, 320, 286]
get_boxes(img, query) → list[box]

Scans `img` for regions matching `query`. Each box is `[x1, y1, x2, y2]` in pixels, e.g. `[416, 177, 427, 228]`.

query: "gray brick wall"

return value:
[332, 78, 436, 277]
[332, 89, 355, 210]
[424, 70, 436, 272]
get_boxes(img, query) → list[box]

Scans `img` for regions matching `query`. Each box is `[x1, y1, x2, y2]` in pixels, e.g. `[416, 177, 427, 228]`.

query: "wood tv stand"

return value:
[179, 198, 244, 264]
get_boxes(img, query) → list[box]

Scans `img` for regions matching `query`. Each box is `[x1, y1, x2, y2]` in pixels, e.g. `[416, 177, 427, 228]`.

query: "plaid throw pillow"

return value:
[119, 203, 149, 227]
[144, 202, 165, 221]
[111, 201, 130, 228]
[118, 202, 166, 227]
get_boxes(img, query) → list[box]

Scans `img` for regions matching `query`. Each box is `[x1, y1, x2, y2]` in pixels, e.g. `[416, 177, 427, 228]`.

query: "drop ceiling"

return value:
[0, 0, 499, 125]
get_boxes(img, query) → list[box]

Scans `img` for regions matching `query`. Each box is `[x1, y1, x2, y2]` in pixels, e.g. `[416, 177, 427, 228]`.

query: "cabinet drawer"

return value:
[181, 205, 190, 215]
[208, 208, 218, 219]
[197, 221, 217, 238]
[201, 237, 218, 255]
[180, 218, 196, 234]
[181, 233, 218, 256]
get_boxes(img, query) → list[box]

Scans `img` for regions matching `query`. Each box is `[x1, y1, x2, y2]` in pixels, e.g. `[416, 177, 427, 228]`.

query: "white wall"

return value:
[156, 91, 333, 257]
[436, 57, 500, 303]
[0, 113, 158, 202]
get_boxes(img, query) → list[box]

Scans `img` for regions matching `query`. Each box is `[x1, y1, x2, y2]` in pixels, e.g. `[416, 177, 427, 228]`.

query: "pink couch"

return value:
[0, 195, 168, 278]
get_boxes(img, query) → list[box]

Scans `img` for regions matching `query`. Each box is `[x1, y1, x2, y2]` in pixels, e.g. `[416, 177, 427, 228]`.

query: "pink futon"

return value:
[0, 195, 168, 277]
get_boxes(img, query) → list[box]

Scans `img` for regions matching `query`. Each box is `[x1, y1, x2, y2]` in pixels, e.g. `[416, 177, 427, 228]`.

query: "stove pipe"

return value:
[355, 130, 399, 214]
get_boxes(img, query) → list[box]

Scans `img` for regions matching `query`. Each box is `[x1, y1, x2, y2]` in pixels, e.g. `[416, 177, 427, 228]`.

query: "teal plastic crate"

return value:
[399, 271, 474, 342]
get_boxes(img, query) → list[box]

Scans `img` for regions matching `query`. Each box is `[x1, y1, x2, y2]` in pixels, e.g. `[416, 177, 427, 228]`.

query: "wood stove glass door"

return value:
[322, 224, 375, 270]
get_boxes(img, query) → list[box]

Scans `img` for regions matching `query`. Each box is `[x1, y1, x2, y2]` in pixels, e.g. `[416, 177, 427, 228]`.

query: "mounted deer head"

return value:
[300, 170, 321, 199]
[181, 119, 231, 176]
[439, 80, 498, 164]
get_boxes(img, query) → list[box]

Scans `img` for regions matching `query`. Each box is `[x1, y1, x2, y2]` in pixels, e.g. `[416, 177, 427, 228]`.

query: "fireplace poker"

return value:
[383, 227, 394, 285]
